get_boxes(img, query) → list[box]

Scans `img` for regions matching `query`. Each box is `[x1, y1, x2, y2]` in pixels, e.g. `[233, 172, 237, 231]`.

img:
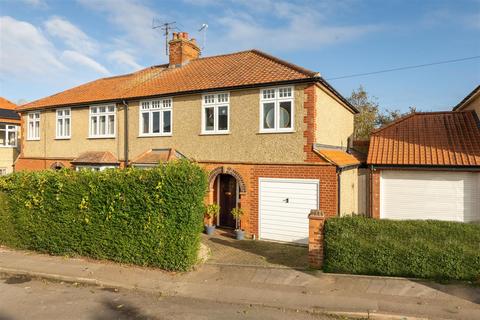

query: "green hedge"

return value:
[0, 160, 208, 271]
[324, 217, 480, 281]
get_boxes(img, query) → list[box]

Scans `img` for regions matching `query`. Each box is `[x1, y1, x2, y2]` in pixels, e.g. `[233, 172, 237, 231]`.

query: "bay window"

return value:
[27, 111, 40, 140]
[202, 92, 229, 134]
[139, 98, 172, 136]
[260, 87, 294, 133]
[56, 108, 71, 139]
[89, 105, 115, 138]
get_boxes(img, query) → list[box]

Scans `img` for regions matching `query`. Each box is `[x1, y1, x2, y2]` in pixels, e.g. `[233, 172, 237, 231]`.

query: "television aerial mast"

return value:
[198, 23, 208, 51]
[152, 19, 177, 56]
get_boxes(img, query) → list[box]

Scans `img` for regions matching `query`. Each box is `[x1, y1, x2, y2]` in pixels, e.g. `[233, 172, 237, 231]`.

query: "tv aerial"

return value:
[198, 23, 208, 51]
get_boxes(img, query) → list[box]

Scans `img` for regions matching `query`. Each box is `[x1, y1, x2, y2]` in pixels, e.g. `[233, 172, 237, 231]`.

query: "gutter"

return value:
[337, 167, 341, 217]
[122, 100, 129, 168]
[370, 164, 480, 171]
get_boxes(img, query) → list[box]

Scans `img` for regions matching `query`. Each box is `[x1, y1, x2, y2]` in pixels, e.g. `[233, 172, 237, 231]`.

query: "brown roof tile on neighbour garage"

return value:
[18, 50, 323, 111]
[314, 149, 362, 167]
[132, 148, 186, 164]
[367, 111, 480, 166]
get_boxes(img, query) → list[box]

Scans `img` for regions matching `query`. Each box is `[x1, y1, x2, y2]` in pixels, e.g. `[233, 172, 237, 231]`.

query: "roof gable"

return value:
[453, 85, 480, 111]
[367, 111, 480, 166]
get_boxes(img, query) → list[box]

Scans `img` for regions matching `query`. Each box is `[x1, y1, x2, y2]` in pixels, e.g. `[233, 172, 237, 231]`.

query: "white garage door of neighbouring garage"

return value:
[259, 178, 319, 244]
[380, 170, 480, 222]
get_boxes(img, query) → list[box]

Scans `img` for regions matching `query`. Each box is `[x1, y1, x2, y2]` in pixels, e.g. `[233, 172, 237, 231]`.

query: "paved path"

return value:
[201, 232, 308, 268]
[0, 246, 479, 320]
[0, 275, 332, 320]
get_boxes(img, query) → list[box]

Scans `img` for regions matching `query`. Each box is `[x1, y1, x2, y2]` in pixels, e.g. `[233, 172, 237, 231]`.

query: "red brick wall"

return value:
[14, 158, 126, 171]
[200, 162, 338, 237]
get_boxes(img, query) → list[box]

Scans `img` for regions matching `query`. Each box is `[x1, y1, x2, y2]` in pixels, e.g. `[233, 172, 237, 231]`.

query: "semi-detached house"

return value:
[16, 32, 362, 244]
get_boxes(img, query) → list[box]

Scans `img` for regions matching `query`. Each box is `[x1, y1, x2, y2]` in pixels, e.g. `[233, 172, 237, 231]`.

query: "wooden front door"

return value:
[219, 174, 237, 228]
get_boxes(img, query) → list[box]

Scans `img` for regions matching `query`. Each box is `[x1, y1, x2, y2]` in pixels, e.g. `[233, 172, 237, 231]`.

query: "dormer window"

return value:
[260, 87, 294, 133]
[201, 92, 229, 134]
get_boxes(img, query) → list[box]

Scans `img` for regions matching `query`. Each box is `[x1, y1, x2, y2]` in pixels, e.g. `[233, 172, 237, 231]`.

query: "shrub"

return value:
[0, 160, 208, 271]
[324, 216, 480, 281]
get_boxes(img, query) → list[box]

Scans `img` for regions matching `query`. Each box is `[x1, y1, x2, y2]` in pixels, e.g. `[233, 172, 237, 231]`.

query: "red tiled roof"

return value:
[0, 97, 17, 110]
[132, 148, 186, 164]
[71, 151, 119, 164]
[19, 50, 323, 111]
[367, 111, 480, 166]
[314, 148, 361, 167]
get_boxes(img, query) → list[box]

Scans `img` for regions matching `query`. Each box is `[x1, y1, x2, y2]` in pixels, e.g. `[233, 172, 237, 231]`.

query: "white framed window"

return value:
[139, 98, 172, 136]
[89, 105, 116, 138]
[27, 111, 40, 140]
[259, 86, 294, 133]
[201, 92, 229, 134]
[0, 168, 7, 176]
[56, 108, 71, 139]
[76, 165, 117, 172]
[0, 124, 18, 147]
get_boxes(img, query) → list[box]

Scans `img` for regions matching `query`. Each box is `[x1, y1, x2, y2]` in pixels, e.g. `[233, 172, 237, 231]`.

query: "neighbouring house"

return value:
[15, 32, 362, 243]
[453, 85, 480, 116]
[0, 97, 20, 175]
[368, 111, 480, 222]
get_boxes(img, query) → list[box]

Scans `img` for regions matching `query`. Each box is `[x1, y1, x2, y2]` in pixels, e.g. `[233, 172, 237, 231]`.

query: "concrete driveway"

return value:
[201, 229, 308, 269]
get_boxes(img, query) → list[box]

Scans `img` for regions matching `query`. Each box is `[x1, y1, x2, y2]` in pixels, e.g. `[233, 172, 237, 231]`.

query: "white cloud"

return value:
[62, 50, 110, 75]
[0, 16, 66, 77]
[45, 16, 98, 55]
[18, 0, 44, 6]
[107, 50, 143, 71]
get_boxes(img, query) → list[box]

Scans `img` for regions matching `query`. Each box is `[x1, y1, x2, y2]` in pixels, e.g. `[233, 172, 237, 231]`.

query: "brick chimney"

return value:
[168, 32, 200, 67]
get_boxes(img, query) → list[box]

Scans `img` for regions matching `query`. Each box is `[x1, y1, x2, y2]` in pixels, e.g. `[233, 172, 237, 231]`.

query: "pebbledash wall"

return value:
[15, 83, 356, 237]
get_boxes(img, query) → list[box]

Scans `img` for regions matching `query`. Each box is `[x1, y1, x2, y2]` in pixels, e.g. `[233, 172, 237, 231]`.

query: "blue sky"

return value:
[1, 0, 479, 112]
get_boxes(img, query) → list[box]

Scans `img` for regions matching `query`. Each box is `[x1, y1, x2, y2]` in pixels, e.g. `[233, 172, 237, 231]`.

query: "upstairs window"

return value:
[202, 92, 229, 134]
[89, 105, 115, 138]
[0, 124, 18, 147]
[260, 87, 294, 133]
[27, 111, 40, 140]
[56, 108, 71, 139]
[140, 98, 172, 136]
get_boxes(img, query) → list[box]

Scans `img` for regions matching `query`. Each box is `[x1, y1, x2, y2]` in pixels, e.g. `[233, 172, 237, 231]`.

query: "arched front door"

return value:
[217, 174, 237, 228]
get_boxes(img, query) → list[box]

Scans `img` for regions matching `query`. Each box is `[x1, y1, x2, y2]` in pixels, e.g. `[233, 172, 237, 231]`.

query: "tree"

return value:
[348, 86, 379, 140]
[349, 86, 419, 140]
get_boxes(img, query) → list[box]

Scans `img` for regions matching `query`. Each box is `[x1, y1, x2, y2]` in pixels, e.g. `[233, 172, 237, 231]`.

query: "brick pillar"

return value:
[308, 209, 325, 269]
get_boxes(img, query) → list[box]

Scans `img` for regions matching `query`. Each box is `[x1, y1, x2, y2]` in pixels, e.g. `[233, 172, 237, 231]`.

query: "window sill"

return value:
[88, 136, 116, 139]
[26, 138, 40, 141]
[138, 134, 172, 138]
[0, 145, 17, 148]
[199, 131, 230, 136]
[258, 130, 295, 134]
[55, 137, 71, 140]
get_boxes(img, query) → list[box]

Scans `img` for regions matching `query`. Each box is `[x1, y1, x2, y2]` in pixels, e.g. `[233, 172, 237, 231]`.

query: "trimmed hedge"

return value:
[324, 217, 480, 281]
[0, 160, 208, 271]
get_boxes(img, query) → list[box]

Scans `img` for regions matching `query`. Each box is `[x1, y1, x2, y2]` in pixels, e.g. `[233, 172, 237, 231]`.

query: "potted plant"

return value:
[230, 207, 244, 240]
[204, 204, 220, 235]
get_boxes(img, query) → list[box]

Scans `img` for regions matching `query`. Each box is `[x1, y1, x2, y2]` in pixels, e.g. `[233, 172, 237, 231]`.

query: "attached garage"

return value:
[380, 170, 480, 222]
[259, 178, 319, 244]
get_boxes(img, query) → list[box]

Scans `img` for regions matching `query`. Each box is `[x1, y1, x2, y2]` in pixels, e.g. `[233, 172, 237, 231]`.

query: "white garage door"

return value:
[381, 170, 480, 222]
[259, 178, 319, 244]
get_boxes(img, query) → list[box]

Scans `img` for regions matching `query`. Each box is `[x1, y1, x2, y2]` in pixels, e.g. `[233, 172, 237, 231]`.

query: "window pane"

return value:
[163, 110, 171, 133]
[99, 115, 106, 135]
[29, 122, 34, 138]
[65, 109, 70, 116]
[218, 106, 228, 131]
[57, 119, 63, 136]
[152, 112, 160, 133]
[142, 112, 150, 134]
[0, 130, 5, 146]
[99, 106, 106, 113]
[91, 107, 97, 114]
[34, 122, 39, 138]
[204, 107, 214, 131]
[8, 131, 16, 145]
[279, 101, 292, 128]
[108, 115, 115, 135]
[108, 106, 115, 112]
[263, 102, 275, 129]
[91, 117, 98, 135]
[64, 118, 70, 136]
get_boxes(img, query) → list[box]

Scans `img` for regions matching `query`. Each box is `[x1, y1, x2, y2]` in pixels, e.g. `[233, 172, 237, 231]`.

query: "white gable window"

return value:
[260, 87, 294, 133]
[27, 111, 40, 140]
[56, 108, 71, 139]
[0, 124, 18, 147]
[201, 92, 229, 134]
[139, 98, 172, 136]
[89, 105, 115, 138]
